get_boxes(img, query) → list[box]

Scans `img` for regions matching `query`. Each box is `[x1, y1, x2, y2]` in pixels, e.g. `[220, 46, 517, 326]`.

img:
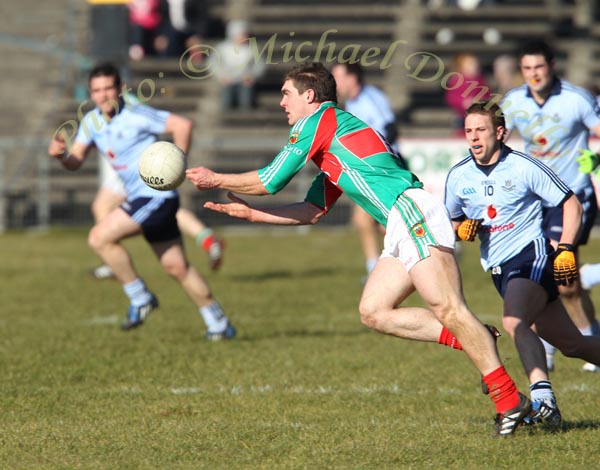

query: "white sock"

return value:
[580, 263, 600, 290]
[366, 258, 378, 274]
[580, 326, 593, 336]
[199, 301, 228, 333]
[530, 380, 555, 404]
[123, 278, 152, 307]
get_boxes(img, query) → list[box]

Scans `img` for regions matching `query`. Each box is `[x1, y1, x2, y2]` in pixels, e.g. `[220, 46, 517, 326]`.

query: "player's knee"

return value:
[358, 300, 381, 330]
[161, 258, 188, 280]
[501, 315, 530, 339]
[501, 316, 518, 338]
[88, 226, 103, 252]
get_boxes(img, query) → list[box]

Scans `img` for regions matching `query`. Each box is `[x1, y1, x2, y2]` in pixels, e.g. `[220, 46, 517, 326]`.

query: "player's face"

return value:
[89, 75, 120, 116]
[280, 79, 312, 125]
[464, 112, 504, 165]
[519, 54, 553, 94]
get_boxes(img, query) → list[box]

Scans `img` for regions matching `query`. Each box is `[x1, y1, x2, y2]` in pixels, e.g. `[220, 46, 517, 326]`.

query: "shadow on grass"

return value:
[237, 328, 370, 341]
[228, 267, 339, 282]
[519, 419, 600, 436]
[562, 420, 600, 431]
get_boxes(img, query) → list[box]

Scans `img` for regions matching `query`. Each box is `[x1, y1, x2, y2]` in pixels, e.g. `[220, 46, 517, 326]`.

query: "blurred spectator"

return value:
[128, 0, 162, 61]
[492, 54, 522, 96]
[444, 53, 491, 135]
[210, 20, 266, 111]
[156, 0, 210, 59]
[332, 62, 402, 280]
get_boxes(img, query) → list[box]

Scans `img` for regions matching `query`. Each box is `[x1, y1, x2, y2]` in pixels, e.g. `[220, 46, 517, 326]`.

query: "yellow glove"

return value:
[456, 218, 483, 242]
[553, 243, 579, 286]
[576, 149, 600, 174]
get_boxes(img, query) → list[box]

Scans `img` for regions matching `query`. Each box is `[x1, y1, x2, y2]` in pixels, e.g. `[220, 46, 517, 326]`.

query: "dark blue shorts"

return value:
[491, 239, 558, 303]
[542, 191, 597, 246]
[121, 196, 181, 243]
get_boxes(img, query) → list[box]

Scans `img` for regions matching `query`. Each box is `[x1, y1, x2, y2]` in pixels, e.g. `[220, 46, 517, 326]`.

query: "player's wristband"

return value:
[576, 149, 600, 174]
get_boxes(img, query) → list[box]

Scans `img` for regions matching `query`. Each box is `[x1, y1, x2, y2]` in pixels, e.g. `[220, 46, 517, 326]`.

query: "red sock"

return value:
[438, 327, 463, 350]
[201, 234, 215, 251]
[483, 365, 520, 413]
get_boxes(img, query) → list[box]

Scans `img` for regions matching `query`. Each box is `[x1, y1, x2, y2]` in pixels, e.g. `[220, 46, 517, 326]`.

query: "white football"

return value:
[139, 141, 187, 191]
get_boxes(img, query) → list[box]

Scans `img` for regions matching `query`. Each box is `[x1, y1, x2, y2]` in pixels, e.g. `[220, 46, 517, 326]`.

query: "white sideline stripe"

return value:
[166, 384, 461, 396]
[171, 387, 202, 395]
[168, 383, 598, 396]
[560, 383, 596, 393]
[82, 315, 119, 325]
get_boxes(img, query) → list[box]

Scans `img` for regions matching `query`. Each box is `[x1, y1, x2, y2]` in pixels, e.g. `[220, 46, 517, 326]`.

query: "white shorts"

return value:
[381, 188, 456, 271]
[99, 155, 126, 196]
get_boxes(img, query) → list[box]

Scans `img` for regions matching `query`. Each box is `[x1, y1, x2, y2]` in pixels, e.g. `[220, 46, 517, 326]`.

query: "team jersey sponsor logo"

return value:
[483, 222, 515, 233]
[107, 149, 116, 159]
[487, 204, 497, 219]
[501, 180, 516, 192]
[412, 223, 425, 237]
[289, 132, 299, 144]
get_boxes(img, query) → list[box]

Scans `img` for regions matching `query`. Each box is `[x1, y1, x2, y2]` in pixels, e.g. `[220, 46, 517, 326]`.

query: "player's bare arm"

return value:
[165, 114, 193, 154]
[204, 192, 325, 225]
[48, 136, 88, 171]
[186, 167, 269, 195]
[559, 193, 583, 246]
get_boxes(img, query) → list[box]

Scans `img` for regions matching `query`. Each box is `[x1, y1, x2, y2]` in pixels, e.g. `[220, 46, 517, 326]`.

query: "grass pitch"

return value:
[1, 227, 600, 469]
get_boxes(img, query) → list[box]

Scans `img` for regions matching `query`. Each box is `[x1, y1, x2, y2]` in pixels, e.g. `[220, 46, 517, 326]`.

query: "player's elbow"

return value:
[181, 117, 193, 133]
[306, 205, 326, 225]
[307, 212, 325, 225]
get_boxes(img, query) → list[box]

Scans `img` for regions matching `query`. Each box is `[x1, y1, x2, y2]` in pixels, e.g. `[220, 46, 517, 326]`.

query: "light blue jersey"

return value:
[345, 84, 395, 136]
[445, 145, 571, 270]
[501, 79, 600, 198]
[75, 101, 176, 199]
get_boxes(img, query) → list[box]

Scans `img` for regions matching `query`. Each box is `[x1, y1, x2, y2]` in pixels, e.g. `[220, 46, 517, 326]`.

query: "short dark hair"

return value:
[517, 40, 554, 64]
[88, 63, 122, 89]
[284, 62, 337, 103]
[465, 101, 506, 129]
[334, 62, 364, 85]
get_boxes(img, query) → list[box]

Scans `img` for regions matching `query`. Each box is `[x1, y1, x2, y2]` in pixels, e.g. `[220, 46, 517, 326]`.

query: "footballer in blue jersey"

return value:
[445, 102, 600, 425]
[501, 40, 600, 372]
[48, 63, 235, 340]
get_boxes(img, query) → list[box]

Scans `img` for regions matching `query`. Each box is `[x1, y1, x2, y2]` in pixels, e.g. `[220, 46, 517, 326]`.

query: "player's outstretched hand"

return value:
[48, 132, 67, 160]
[456, 218, 483, 242]
[186, 166, 219, 191]
[204, 192, 252, 221]
[576, 149, 600, 174]
[553, 243, 579, 286]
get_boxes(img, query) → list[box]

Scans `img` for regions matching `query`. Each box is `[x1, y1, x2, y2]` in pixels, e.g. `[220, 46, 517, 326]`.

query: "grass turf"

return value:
[1, 227, 600, 468]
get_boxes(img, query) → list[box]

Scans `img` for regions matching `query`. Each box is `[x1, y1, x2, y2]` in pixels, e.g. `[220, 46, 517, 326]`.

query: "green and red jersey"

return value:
[258, 102, 422, 226]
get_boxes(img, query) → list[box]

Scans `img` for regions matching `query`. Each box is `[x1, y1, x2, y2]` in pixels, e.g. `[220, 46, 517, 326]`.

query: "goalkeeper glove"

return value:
[456, 218, 483, 242]
[553, 243, 578, 286]
[576, 149, 600, 174]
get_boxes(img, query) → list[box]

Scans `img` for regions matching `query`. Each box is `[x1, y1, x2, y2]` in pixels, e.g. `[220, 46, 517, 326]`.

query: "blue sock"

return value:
[591, 319, 600, 336]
